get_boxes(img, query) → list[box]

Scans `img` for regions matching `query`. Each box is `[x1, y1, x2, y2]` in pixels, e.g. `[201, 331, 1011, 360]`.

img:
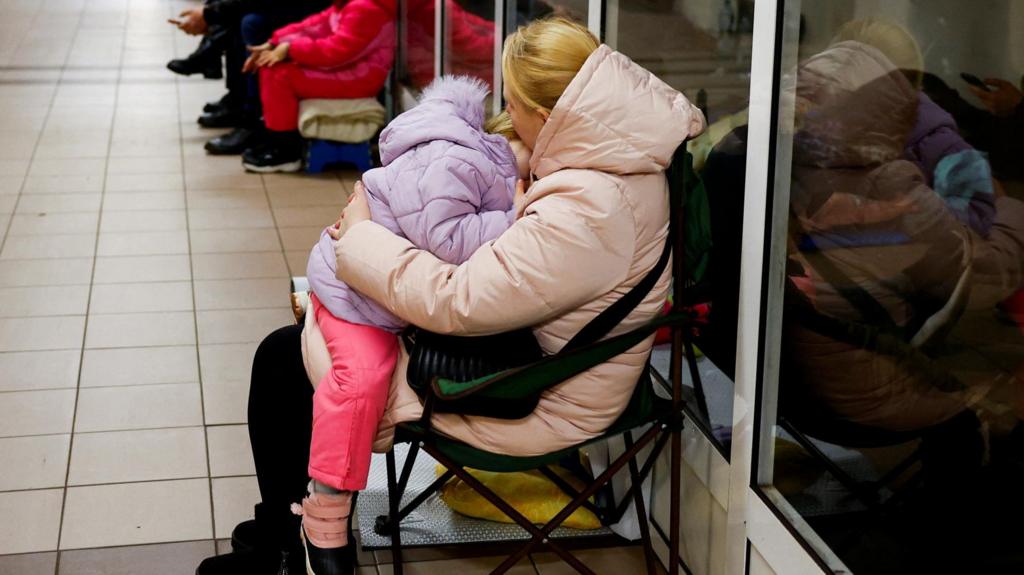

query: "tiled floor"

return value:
[0, 1, 652, 573]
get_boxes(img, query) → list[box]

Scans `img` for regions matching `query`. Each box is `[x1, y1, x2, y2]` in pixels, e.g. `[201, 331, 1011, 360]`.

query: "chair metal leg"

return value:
[669, 425, 682, 575]
[385, 449, 403, 575]
[624, 431, 658, 575]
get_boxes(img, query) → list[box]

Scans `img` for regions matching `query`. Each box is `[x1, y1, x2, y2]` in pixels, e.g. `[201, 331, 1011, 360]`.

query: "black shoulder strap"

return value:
[562, 149, 684, 352]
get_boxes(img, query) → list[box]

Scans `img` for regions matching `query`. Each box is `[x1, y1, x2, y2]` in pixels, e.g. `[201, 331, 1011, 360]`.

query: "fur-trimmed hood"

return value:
[378, 75, 511, 169]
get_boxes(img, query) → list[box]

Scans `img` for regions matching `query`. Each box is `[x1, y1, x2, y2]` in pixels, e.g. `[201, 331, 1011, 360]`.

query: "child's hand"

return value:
[328, 181, 371, 240]
[242, 43, 272, 73]
[255, 42, 289, 68]
[513, 179, 528, 214]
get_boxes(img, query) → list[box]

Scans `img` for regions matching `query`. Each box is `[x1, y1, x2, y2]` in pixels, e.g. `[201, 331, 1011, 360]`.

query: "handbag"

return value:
[404, 221, 674, 419]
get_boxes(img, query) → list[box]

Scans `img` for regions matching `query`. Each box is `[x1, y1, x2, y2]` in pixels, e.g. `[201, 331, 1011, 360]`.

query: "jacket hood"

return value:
[531, 45, 706, 179]
[378, 75, 513, 168]
[793, 41, 918, 169]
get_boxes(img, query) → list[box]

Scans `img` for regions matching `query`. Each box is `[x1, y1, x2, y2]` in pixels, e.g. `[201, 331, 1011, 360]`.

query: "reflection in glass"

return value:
[765, 4, 1024, 571]
[609, 0, 755, 459]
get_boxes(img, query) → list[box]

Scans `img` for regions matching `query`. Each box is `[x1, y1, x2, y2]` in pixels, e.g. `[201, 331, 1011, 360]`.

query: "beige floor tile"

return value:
[89, 281, 193, 314]
[56, 541, 216, 575]
[278, 226, 324, 252]
[196, 308, 292, 345]
[273, 206, 341, 227]
[68, 427, 207, 485]
[187, 207, 275, 230]
[96, 230, 189, 256]
[0, 489, 63, 554]
[85, 311, 195, 348]
[0, 285, 89, 317]
[206, 425, 255, 477]
[262, 173, 344, 192]
[106, 155, 182, 175]
[0, 389, 76, 437]
[185, 189, 269, 210]
[100, 209, 187, 233]
[34, 141, 108, 160]
[103, 191, 185, 211]
[0, 258, 94, 288]
[7, 212, 99, 235]
[0, 316, 86, 352]
[22, 174, 103, 194]
[80, 346, 198, 388]
[0, 159, 31, 176]
[0, 434, 70, 491]
[60, 479, 212, 549]
[74, 383, 202, 432]
[0, 174, 25, 194]
[201, 378, 250, 425]
[15, 193, 102, 213]
[1, 233, 96, 259]
[0, 194, 17, 213]
[108, 141, 181, 158]
[105, 173, 184, 193]
[194, 278, 289, 311]
[185, 173, 263, 191]
[190, 228, 281, 254]
[376, 557, 536, 575]
[532, 547, 654, 575]
[284, 250, 309, 276]
[0, 349, 80, 392]
[191, 252, 289, 280]
[267, 187, 348, 208]
[93, 254, 192, 284]
[0, 551, 56, 575]
[29, 157, 105, 176]
[211, 476, 260, 539]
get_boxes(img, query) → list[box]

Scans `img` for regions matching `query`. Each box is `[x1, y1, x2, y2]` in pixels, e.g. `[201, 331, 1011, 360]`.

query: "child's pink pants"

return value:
[308, 293, 399, 491]
[260, 63, 382, 132]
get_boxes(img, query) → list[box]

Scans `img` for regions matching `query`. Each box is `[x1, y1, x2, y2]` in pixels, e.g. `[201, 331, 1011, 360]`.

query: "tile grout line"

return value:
[54, 2, 124, 567]
[174, 28, 220, 547]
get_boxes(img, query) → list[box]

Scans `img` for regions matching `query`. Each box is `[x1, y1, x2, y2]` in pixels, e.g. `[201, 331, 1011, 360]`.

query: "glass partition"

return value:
[758, 0, 1024, 571]
[610, 0, 757, 460]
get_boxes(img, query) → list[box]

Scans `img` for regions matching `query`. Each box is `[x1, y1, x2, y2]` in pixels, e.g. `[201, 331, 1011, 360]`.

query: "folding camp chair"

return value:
[372, 147, 703, 575]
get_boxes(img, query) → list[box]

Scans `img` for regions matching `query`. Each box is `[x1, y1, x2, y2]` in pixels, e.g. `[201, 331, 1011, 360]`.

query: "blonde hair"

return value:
[831, 19, 924, 88]
[484, 111, 517, 140]
[501, 17, 599, 113]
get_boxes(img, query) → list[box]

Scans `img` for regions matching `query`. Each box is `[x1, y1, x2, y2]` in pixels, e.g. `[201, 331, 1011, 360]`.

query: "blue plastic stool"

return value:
[306, 139, 373, 174]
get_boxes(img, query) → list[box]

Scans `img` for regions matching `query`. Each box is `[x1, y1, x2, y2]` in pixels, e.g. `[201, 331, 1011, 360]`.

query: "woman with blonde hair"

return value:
[199, 16, 705, 575]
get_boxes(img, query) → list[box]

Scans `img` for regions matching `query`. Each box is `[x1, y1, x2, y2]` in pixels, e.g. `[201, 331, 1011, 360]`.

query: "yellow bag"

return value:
[437, 465, 602, 530]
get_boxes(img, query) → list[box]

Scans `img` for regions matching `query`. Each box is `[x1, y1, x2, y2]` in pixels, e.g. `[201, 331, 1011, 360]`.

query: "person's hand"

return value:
[971, 78, 1024, 117]
[168, 7, 207, 35]
[513, 179, 527, 214]
[242, 43, 272, 73]
[327, 181, 372, 240]
[254, 42, 289, 69]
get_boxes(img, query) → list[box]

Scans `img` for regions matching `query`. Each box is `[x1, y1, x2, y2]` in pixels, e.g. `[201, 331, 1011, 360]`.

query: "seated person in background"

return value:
[240, 0, 397, 173]
[297, 75, 527, 571]
[168, 0, 329, 151]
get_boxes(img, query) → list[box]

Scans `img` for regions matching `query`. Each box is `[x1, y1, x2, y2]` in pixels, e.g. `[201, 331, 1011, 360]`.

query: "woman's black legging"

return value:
[247, 324, 313, 549]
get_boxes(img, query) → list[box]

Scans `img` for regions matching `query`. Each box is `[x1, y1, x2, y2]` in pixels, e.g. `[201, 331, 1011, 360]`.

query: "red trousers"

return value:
[260, 63, 377, 132]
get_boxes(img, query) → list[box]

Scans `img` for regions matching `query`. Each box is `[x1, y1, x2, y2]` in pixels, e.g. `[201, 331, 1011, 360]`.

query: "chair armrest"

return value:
[431, 312, 691, 402]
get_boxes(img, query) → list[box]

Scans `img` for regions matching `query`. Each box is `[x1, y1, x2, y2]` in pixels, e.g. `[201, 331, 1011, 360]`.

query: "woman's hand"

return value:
[256, 42, 289, 68]
[242, 42, 272, 73]
[513, 179, 527, 215]
[971, 78, 1024, 117]
[327, 181, 372, 240]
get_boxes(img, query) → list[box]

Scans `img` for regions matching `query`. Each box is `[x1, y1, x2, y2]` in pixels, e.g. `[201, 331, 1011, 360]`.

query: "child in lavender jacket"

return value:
[297, 76, 522, 555]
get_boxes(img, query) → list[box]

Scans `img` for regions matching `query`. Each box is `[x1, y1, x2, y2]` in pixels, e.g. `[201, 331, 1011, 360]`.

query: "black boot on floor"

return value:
[204, 93, 238, 114]
[198, 107, 246, 129]
[242, 130, 304, 173]
[167, 26, 228, 79]
[206, 125, 265, 155]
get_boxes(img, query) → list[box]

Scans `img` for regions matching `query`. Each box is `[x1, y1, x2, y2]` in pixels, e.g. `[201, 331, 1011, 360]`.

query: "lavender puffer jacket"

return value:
[307, 76, 519, 332]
